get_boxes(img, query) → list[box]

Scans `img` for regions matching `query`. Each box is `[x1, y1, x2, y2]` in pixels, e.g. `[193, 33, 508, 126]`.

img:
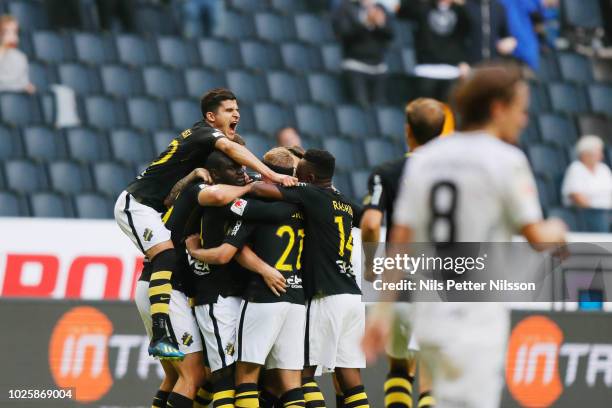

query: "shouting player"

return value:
[114, 88, 296, 359]
[251, 149, 370, 408]
[361, 98, 446, 408]
[364, 63, 567, 408]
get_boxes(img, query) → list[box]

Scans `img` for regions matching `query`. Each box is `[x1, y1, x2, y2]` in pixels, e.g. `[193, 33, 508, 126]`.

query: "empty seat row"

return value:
[537, 52, 612, 83]
[529, 81, 612, 117]
[0, 189, 115, 218]
[521, 112, 612, 148]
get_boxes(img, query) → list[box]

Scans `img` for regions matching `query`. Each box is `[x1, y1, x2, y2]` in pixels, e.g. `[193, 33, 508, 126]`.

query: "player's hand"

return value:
[185, 234, 201, 255]
[261, 267, 287, 297]
[193, 168, 212, 184]
[272, 173, 298, 187]
[361, 306, 392, 363]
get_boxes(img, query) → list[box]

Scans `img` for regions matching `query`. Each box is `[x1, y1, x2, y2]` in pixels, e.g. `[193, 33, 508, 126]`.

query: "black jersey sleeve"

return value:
[223, 219, 256, 249]
[346, 195, 365, 227]
[228, 198, 299, 223]
[278, 183, 309, 204]
[189, 126, 226, 149]
[363, 168, 387, 213]
[164, 182, 206, 240]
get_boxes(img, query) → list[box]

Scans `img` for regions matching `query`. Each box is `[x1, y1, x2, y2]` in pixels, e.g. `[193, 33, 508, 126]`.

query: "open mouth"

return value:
[229, 122, 238, 133]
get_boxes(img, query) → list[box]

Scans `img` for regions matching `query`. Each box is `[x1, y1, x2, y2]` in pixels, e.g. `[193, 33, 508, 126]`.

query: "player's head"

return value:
[296, 149, 335, 184]
[0, 15, 19, 48]
[204, 151, 246, 186]
[452, 62, 528, 144]
[405, 98, 446, 150]
[576, 135, 604, 168]
[262, 147, 296, 182]
[200, 88, 240, 140]
[287, 145, 305, 167]
[275, 126, 302, 148]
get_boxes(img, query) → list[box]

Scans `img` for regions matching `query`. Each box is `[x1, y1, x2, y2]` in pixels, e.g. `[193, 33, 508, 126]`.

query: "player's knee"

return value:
[151, 248, 176, 272]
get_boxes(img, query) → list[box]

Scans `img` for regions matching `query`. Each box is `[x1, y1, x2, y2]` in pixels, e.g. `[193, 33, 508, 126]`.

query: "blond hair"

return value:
[263, 147, 295, 169]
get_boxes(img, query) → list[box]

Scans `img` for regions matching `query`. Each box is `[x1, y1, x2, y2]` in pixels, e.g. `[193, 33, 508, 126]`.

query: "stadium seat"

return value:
[100, 64, 144, 97]
[561, 0, 603, 29]
[134, 3, 177, 36]
[376, 106, 405, 140]
[169, 98, 203, 129]
[308, 73, 346, 106]
[300, 135, 322, 150]
[143, 66, 186, 98]
[65, 127, 111, 163]
[48, 160, 92, 194]
[363, 139, 397, 167]
[323, 137, 365, 170]
[92, 161, 134, 197]
[519, 121, 541, 147]
[527, 144, 566, 180]
[22, 126, 66, 161]
[0, 125, 22, 160]
[295, 13, 335, 45]
[33, 31, 72, 63]
[30, 192, 73, 218]
[592, 58, 612, 82]
[58, 63, 102, 95]
[237, 103, 256, 133]
[281, 43, 323, 73]
[271, 0, 308, 14]
[267, 71, 310, 105]
[8, 1, 49, 31]
[109, 129, 154, 165]
[241, 133, 273, 159]
[255, 12, 296, 42]
[393, 20, 415, 47]
[29, 61, 57, 92]
[227, 70, 269, 103]
[321, 44, 342, 73]
[548, 207, 579, 231]
[83, 95, 127, 129]
[116, 34, 159, 66]
[558, 52, 593, 83]
[254, 103, 295, 135]
[199, 38, 243, 70]
[216, 10, 256, 40]
[577, 114, 612, 142]
[0, 191, 27, 216]
[537, 113, 578, 147]
[294, 103, 338, 138]
[74, 192, 114, 219]
[528, 81, 551, 113]
[0, 92, 43, 126]
[534, 176, 558, 212]
[152, 130, 177, 155]
[157, 36, 200, 69]
[548, 82, 588, 114]
[73, 32, 117, 65]
[350, 170, 370, 201]
[4, 159, 47, 193]
[587, 84, 612, 117]
[332, 172, 353, 197]
[185, 68, 227, 99]
[230, 0, 269, 13]
[240, 40, 283, 71]
[127, 97, 171, 131]
[336, 105, 378, 139]
[536, 52, 561, 82]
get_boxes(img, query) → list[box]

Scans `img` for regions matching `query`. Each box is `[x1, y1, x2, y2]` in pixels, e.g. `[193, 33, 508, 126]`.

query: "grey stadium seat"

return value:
[169, 98, 203, 129]
[0, 93, 43, 126]
[267, 71, 310, 104]
[100, 64, 144, 97]
[0, 191, 27, 216]
[240, 40, 283, 71]
[109, 129, 154, 165]
[92, 162, 134, 197]
[184, 68, 227, 99]
[127, 97, 170, 131]
[48, 160, 92, 194]
[83, 95, 127, 130]
[58, 63, 102, 95]
[254, 103, 295, 135]
[65, 127, 111, 163]
[157, 36, 200, 69]
[73, 32, 118, 65]
[116, 35, 160, 66]
[22, 126, 66, 161]
[30, 192, 73, 218]
[74, 193, 114, 219]
[143, 66, 186, 99]
[4, 159, 48, 193]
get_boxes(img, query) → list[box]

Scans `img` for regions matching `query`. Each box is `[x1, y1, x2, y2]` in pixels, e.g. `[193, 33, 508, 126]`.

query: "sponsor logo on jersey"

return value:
[181, 129, 192, 138]
[230, 199, 247, 216]
[230, 220, 243, 236]
[286, 275, 303, 288]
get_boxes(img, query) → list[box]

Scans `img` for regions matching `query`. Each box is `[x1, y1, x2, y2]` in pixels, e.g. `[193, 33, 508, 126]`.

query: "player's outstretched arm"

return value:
[185, 235, 237, 264]
[197, 183, 253, 207]
[164, 168, 212, 208]
[215, 138, 297, 186]
[248, 181, 284, 200]
[235, 246, 287, 297]
[521, 218, 568, 251]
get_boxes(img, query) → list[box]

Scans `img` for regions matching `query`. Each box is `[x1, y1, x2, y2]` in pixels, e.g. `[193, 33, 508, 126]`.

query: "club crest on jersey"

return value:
[181, 332, 193, 346]
[143, 228, 154, 242]
[230, 199, 248, 216]
[225, 342, 235, 356]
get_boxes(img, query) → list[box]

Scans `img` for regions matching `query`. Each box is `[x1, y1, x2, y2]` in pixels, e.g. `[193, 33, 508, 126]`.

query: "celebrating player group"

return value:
[114, 62, 567, 408]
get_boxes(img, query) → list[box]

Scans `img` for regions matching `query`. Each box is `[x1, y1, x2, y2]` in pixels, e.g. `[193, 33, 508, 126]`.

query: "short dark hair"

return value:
[405, 98, 446, 146]
[205, 151, 237, 172]
[200, 88, 237, 117]
[304, 149, 335, 180]
[452, 62, 524, 130]
[287, 145, 305, 159]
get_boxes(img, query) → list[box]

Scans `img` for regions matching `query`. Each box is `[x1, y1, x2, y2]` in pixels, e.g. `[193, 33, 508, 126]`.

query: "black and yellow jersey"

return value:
[279, 183, 363, 298]
[224, 202, 305, 304]
[126, 120, 226, 213]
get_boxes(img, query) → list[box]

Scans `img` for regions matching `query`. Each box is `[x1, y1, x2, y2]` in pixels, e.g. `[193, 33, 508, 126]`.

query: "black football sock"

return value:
[194, 382, 214, 407]
[281, 387, 306, 408]
[335, 393, 344, 408]
[302, 377, 326, 408]
[166, 392, 192, 408]
[235, 383, 259, 408]
[417, 391, 435, 408]
[384, 370, 414, 408]
[212, 375, 235, 408]
[259, 388, 280, 408]
[149, 249, 176, 341]
[152, 389, 170, 408]
[343, 385, 369, 408]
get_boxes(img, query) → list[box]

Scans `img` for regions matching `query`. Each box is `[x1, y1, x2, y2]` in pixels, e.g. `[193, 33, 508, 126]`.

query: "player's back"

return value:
[396, 132, 541, 242]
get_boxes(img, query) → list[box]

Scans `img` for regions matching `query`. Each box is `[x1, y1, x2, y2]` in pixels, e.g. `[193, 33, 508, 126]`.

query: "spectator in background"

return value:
[0, 15, 35, 94]
[397, 0, 472, 100]
[334, 0, 394, 106]
[181, 0, 224, 38]
[562, 135, 612, 232]
[498, 0, 544, 71]
[276, 127, 303, 148]
[96, 0, 135, 32]
[464, 0, 517, 64]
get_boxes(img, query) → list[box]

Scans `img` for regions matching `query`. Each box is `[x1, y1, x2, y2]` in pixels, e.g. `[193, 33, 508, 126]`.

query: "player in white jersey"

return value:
[363, 63, 567, 408]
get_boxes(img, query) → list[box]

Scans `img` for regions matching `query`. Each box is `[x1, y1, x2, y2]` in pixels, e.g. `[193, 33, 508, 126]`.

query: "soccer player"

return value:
[363, 63, 567, 408]
[187, 147, 308, 408]
[361, 98, 446, 408]
[250, 149, 370, 408]
[114, 88, 296, 359]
